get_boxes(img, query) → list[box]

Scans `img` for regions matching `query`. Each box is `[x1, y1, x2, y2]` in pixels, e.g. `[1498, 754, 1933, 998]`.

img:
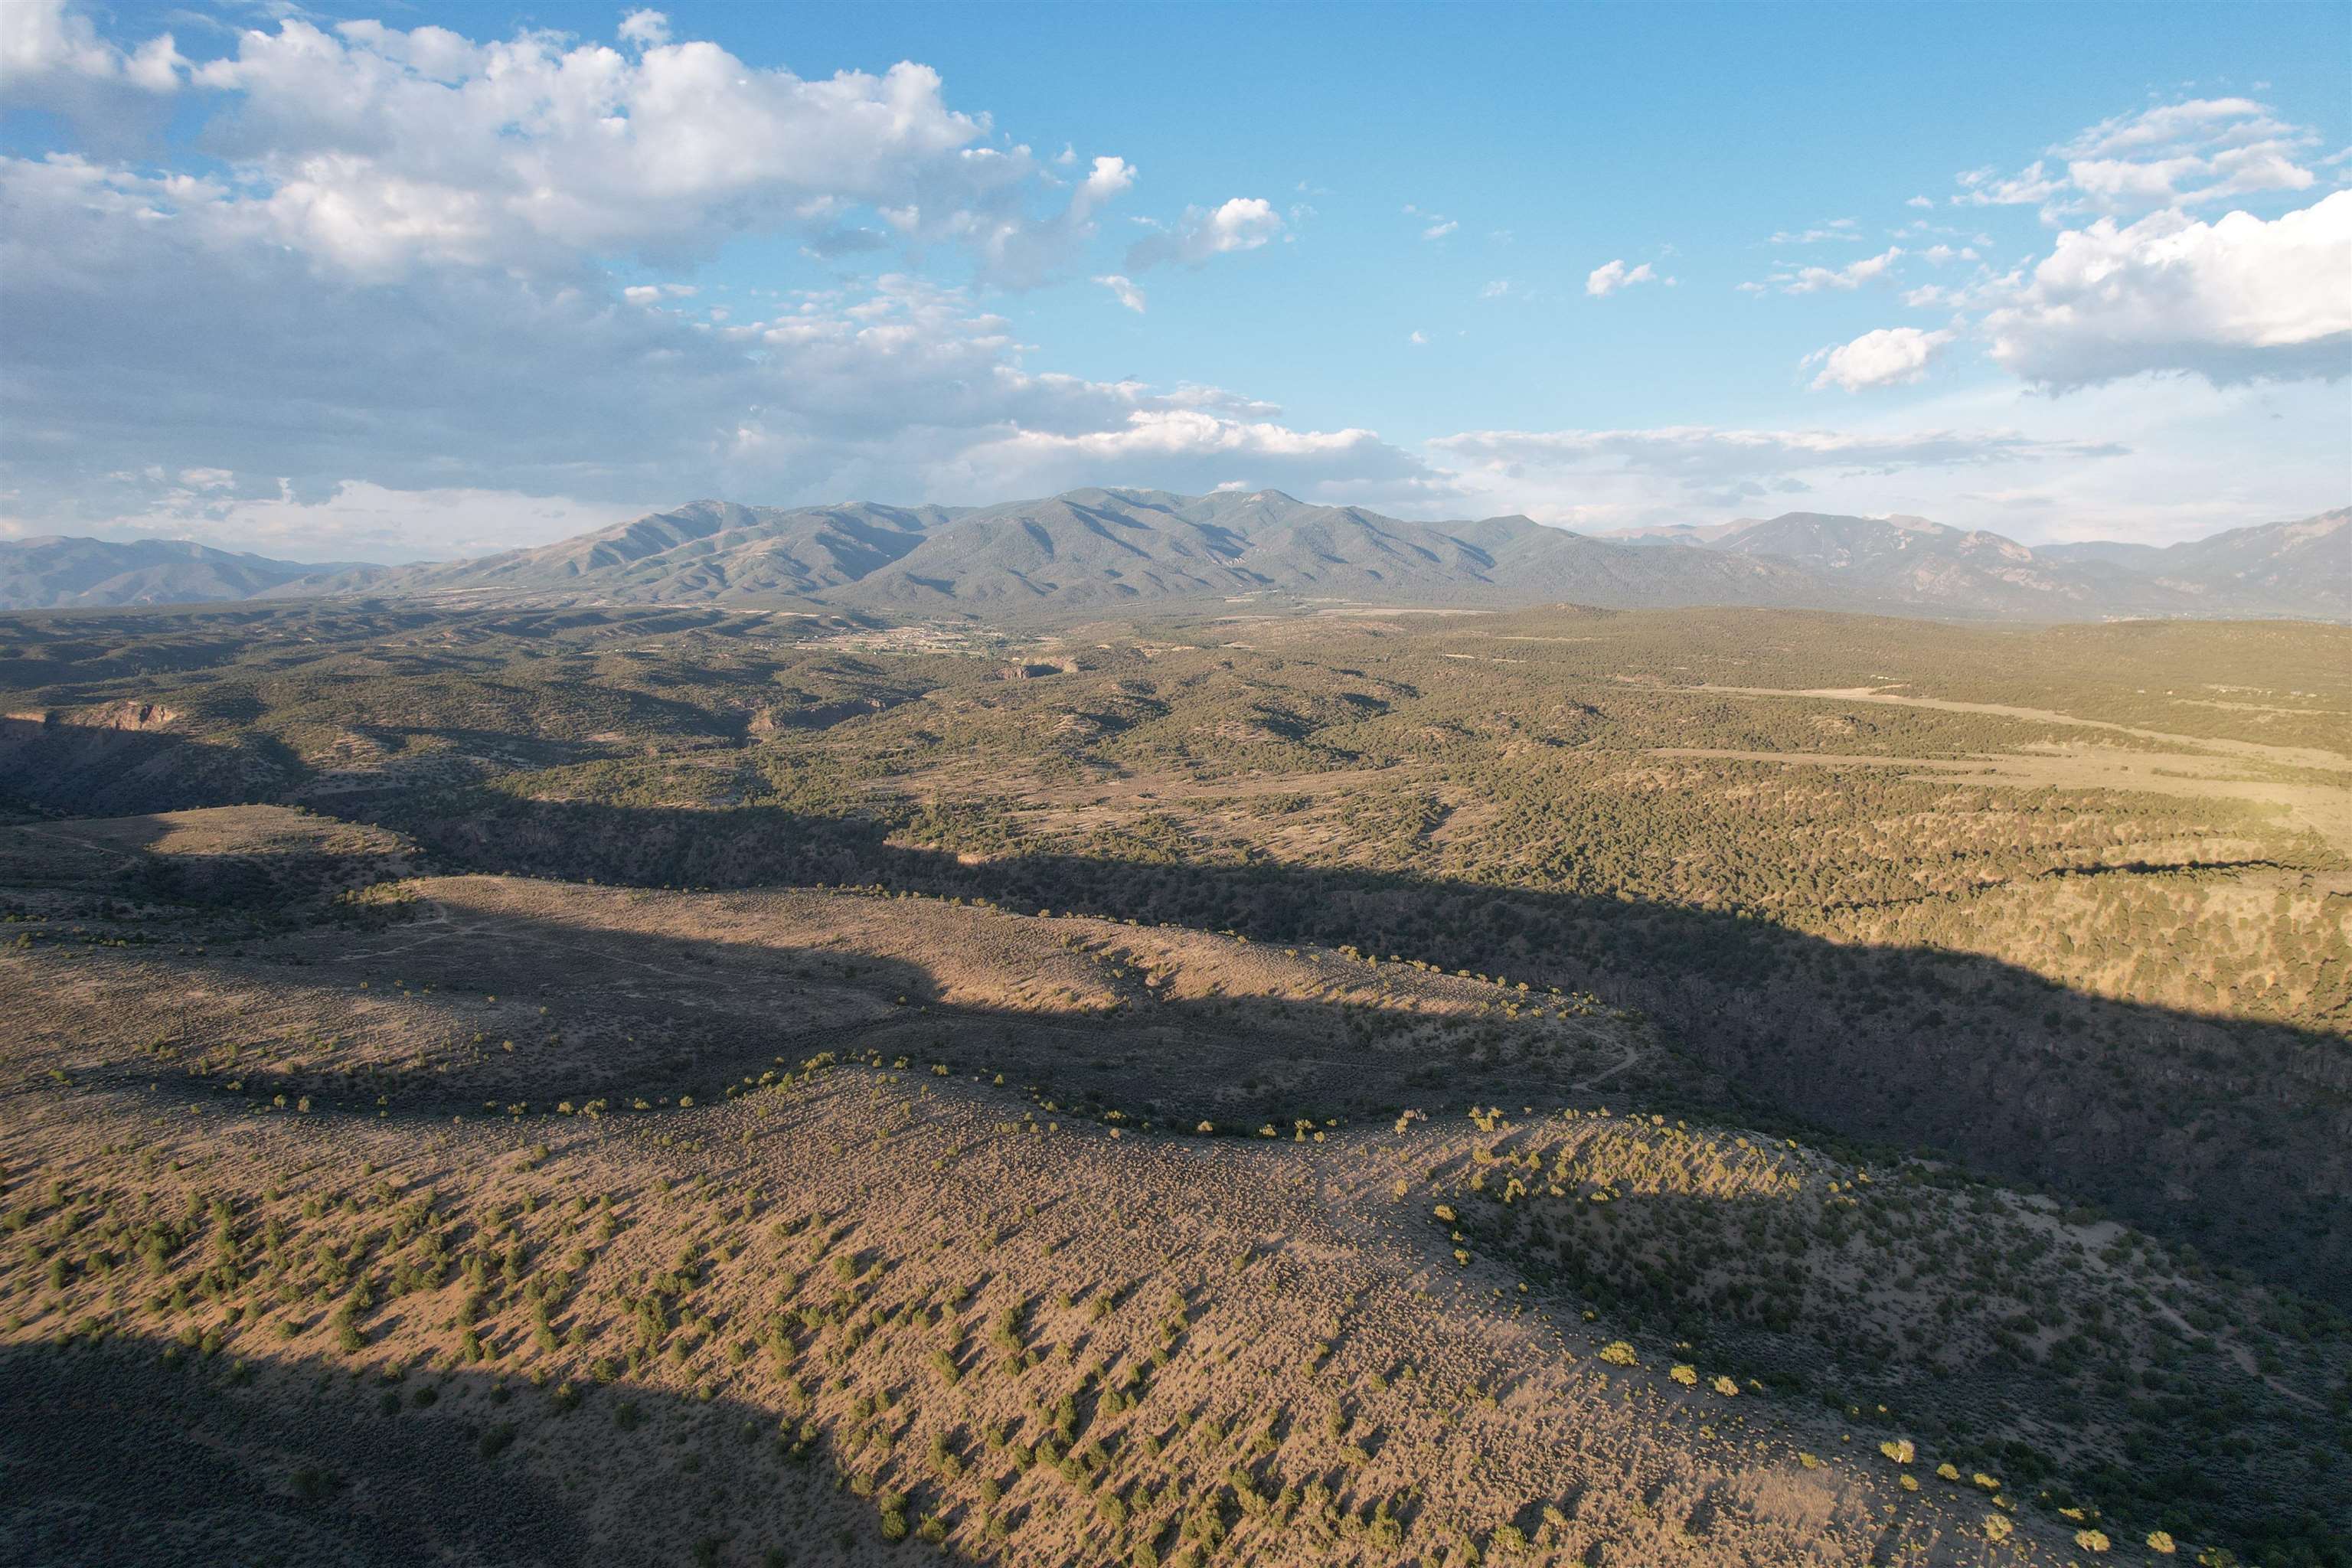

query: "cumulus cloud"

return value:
[0, 0, 185, 144]
[1808, 326, 1958, 391]
[1584, 260, 1656, 297]
[1421, 219, 1458, 240]
[0, 0, 181, 93]
[1125, 197, 1283, 270]
[950, 410, 1437, 501]
[50, 11, 1138, 288]
[615, 10, 671, 48]
[1981, 191, 2352, 388]
[0, 155, 1428, 547]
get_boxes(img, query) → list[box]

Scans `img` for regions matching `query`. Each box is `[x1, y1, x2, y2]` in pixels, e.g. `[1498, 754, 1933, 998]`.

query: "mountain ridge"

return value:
[4, 492, 2345, 621]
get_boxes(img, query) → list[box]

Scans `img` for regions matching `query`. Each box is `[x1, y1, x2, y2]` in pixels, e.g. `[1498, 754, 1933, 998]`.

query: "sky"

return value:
[2, 0, 2347, 563]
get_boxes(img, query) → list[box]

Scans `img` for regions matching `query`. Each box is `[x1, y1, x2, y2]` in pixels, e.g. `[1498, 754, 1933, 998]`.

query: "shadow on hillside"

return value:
[4, 869, 1656, 1145]
[344, 792, 2352, 1305]
[0, 735, 2343, 1303]
[0, 1335, 957, 1568]
[0, 813, 415, 920]
[0, 714, 308, 817]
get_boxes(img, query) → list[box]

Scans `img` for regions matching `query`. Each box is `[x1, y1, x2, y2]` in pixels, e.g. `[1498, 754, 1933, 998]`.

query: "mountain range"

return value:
[0, 534, 381, 612]
[4, 490, 2344, 621]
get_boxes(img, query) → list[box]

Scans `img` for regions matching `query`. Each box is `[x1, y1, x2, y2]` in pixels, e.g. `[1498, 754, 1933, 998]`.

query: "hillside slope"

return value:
[2046, 506, 2350, 616]
[0, 536, 381, 610]
[1, 815, 2341, 1563]
[827, 489, 1822, 610]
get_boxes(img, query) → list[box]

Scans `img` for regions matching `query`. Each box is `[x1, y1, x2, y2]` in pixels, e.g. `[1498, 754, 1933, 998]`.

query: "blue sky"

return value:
[2, 0, 2347, 560]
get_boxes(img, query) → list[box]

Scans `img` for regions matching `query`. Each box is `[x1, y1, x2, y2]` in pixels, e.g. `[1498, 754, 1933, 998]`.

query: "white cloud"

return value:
[1955, 99, 2322, 220]
[1981, 191, 2352, 388]
[1408, 330, 1429, 345]
[1584, 259, 1655, 297]
[1482, 279, 1515, 299]
[1954, 161, 2069, 210]
[18, 482, 658, 563]
[1905, 195, 1934, 210]
[1093, 273, 1147, 312]
[1125, 197, 1283, 270]
[1808, 326, 1957, 391]
[0, 9, 1432, 547]
[2066, 143, 2313, 209]
[953, 409, 1437, 501]
[0, 0, 182, 93]
[1421, 219, 1458, 240]
[0, 152, 1428, 536]
[1767, 220, 1861, 245]
[2056, 97, 2292, 161]
[0, 0, 185, 143]
[616, 10, 671, 48]
[1425, 380, 2343, 544]
[103, 13, 1143, 288]
[1431, 423, 2121, 489]
[1766, 245, 1903, 294]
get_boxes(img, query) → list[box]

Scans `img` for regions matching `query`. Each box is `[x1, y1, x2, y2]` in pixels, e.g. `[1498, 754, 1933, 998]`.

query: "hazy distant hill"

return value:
[283, 499, 965, 605]
[1693, 511, 2198, 617]
[0, 536, 383, 611]
[5, 493, 2345, 619]
[1601, 505, 2350, 619]
[2040, 506, 2349, 617]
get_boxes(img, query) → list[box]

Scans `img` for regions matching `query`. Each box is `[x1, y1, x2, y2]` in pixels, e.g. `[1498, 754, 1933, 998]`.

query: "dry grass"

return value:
[0, 805, 2339, 1566]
